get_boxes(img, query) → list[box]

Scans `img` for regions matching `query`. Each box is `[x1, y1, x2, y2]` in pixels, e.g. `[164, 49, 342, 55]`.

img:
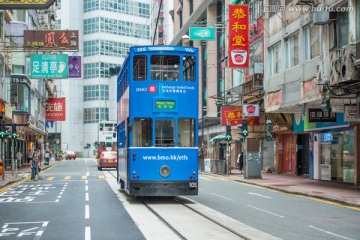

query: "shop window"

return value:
[11, 83, 30, 112]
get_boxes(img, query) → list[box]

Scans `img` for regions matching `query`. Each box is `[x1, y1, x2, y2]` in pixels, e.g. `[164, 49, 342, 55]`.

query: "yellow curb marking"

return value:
[46, 177, 55, 181]
[64, 176, 71, 180]
[99, 175, 105, 179]
[0, 176, 30, 194]
[82, 176, 87, 180]
[199, 176, 211, 180]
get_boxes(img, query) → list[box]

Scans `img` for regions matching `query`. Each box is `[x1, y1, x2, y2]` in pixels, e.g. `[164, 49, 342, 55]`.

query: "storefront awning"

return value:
[209, 134, 226, 143]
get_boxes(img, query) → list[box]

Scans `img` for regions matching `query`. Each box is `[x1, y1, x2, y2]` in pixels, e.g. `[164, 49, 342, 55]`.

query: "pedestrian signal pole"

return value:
[1, 119, 5, 180]
[225, 122, 232, 176]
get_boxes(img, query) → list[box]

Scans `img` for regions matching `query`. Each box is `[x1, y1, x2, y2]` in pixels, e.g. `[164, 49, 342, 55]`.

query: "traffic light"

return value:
[241, 119, 249, 137]
[11, 123, 18, 139]
[0, 120, 5, 139]
[225, 125, 232, 141]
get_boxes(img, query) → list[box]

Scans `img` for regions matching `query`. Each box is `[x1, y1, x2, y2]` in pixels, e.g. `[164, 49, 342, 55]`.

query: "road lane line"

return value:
[247, 204, 284, 218]
[308, 225, 355, 240]
[211, 193, 234, 201]
[199, 176, 211, 180]
[99, 175, 105, 179]
[248, 192, 273, 199]
[85, 185, 88, 191]
[85, 205, 90, 219]
[85, 193, 89, 201]
[86, 171, 89, 176]
[85, 227, 91, 240]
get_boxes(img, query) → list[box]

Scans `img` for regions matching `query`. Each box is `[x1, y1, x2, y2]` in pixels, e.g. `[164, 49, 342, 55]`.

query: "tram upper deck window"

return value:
[133, 56, 147, 81]
[132, 118, 152, 147]
[183, 56, 196, 82]
[151, 55, 180, 81]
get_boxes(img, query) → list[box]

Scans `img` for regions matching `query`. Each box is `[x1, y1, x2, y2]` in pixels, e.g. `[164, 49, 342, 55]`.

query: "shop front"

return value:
[294, 110, 357, 185]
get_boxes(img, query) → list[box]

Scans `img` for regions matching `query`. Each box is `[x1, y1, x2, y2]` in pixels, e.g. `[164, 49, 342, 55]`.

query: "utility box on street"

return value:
[245, 152, 262, 179]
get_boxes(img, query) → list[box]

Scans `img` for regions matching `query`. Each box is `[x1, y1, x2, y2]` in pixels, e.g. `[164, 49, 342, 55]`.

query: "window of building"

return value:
[57, 0, 61, 9]
[304, 25, 320, 60]
[357, 2, 360, 42]
[84, 85, 109, 101]
[84, 62, 118, 79]
[151, 55, 180, 81]
[336, 8, 349, 48]
[269, 42, 281, 75]
[132, 118, 152, 147]
[155, 119, 175, 147]
[183, 56, 196, 82]
[285, 32, 299, 68]
[84, 107, 109, 123]
[178, 118, 195, 147]
[84, 0, 99, 12]
[133, 55, 147, 81]
[56, 19, 61, 29]
[189, 0, 193, 14]
[11, 83, 30, 112]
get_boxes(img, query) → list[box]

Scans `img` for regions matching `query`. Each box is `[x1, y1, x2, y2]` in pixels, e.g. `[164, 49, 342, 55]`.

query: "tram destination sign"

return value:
[155, 100, 176, 110]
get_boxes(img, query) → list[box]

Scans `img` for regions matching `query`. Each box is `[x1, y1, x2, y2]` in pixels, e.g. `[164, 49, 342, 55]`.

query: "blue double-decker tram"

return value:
[117, 46, 199, 196]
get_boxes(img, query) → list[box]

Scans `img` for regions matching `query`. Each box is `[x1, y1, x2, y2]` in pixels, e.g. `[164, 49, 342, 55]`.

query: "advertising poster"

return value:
[46, 98, 66, 121]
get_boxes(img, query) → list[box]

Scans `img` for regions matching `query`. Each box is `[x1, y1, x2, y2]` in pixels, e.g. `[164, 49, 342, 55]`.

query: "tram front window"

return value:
[132, 118, 152, 147]
[155, 120, 175, 147]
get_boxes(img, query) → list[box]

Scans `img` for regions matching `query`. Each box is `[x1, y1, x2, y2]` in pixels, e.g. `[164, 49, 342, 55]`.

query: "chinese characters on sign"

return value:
[46, 98, 66, 121]
[30, 54, 68, 79]
[68, 56, 82, 78]
[24, 30, 79, 51]
[228, 5, 249, 68]
[221, 106, 260, 126]
[308, 109, 336, 123]
[0, 0, 56, 9]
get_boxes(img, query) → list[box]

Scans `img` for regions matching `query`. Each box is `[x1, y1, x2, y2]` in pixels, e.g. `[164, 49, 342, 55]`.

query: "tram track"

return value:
[107, 170, 248, 240]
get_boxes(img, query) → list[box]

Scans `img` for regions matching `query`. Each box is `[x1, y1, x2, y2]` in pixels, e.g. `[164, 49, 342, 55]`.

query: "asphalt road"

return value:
[0, 159, 145, 240]
[187, 174, 360, 240]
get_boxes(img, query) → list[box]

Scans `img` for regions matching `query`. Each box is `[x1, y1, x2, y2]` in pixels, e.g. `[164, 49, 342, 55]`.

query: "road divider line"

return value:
[85, 192, 89, 201]
[211, 193, 234, 201]
[247, 204, 284, 218]
[308, 225, 354, 240]
[85, 227, 91, 240]
[85, 205, 90, 219]
[248, 192, 273, 199]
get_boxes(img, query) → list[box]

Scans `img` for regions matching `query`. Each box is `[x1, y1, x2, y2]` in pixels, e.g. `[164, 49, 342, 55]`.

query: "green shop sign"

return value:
[30, 54, 69, 79]
[189, 27, 215, 41]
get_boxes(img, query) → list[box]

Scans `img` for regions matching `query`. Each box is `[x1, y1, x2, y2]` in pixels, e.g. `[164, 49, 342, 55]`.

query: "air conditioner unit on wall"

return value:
[339, 44, 360, 82]
[313, 11, 336, 25]
[330, 44, 360, 85]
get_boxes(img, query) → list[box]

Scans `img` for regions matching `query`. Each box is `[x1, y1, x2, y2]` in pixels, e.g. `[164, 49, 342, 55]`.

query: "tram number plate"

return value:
[189, 182, 197, 188]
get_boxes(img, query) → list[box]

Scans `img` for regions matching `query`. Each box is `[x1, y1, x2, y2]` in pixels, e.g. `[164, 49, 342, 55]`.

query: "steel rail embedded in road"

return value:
[107, 170, 247, 240]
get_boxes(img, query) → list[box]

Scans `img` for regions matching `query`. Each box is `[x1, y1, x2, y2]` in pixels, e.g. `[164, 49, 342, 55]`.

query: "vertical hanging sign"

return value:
[228, 5, 249, 68]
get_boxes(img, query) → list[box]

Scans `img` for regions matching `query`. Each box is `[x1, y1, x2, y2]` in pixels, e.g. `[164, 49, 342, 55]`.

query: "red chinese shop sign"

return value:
[24, 30, 79, 51]
[221, 106, 259, 126]
[228, 5, 249, 68]
[46, 98, 66, 121]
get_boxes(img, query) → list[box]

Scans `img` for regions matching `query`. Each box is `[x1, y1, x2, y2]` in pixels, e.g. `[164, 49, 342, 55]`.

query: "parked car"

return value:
[64, 151, 76, 160]
[98, 151, 117, 170]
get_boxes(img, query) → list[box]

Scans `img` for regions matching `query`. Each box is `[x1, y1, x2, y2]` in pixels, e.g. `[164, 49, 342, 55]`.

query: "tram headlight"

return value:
[160, 165, 171, 178]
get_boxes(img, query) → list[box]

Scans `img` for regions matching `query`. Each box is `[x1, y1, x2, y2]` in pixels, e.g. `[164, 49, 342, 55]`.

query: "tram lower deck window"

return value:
[132, 118, 152, 147]
[155, 120, 175, 147]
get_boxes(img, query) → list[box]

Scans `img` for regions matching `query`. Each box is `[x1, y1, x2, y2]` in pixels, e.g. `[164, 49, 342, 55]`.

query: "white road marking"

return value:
[248, 192, 273, 199]
[308, 225, 355, 240]
[85, 185, 88, 191]
[85, 180, 88, 184]
[87, 171, 89, 176]
[247, 205, 284, 218]
[211, 193, 234, 201]
[85, 205, 90, 219]
[85, 227, 91, 240]
[85, 193, 89, 201]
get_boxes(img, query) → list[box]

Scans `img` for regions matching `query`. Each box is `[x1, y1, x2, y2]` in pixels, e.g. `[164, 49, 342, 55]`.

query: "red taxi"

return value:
[98, 151, 117, 170]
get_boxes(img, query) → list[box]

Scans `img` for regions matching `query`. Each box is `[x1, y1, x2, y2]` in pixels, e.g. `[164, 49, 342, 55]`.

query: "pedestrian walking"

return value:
[237, 152, 244, 174]
[16, 150, 23, 168]
[30, 150, 43, 180]
[27, 148, 34, 165]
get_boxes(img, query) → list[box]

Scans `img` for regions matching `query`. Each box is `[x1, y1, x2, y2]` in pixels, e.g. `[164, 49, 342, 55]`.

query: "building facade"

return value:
[264, 0, 360, 186]
[53, 0, 151, 156]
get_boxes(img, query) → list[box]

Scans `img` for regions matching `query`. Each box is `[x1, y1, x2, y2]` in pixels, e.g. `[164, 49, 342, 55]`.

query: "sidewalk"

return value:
[206, 169, 360, 208]
[0, 159, 61, 189]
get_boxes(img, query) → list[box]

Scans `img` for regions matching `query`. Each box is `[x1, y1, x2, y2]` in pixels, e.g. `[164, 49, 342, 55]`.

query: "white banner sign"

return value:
[344, 105, 360, 122]
[243, 104, 259, 116]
